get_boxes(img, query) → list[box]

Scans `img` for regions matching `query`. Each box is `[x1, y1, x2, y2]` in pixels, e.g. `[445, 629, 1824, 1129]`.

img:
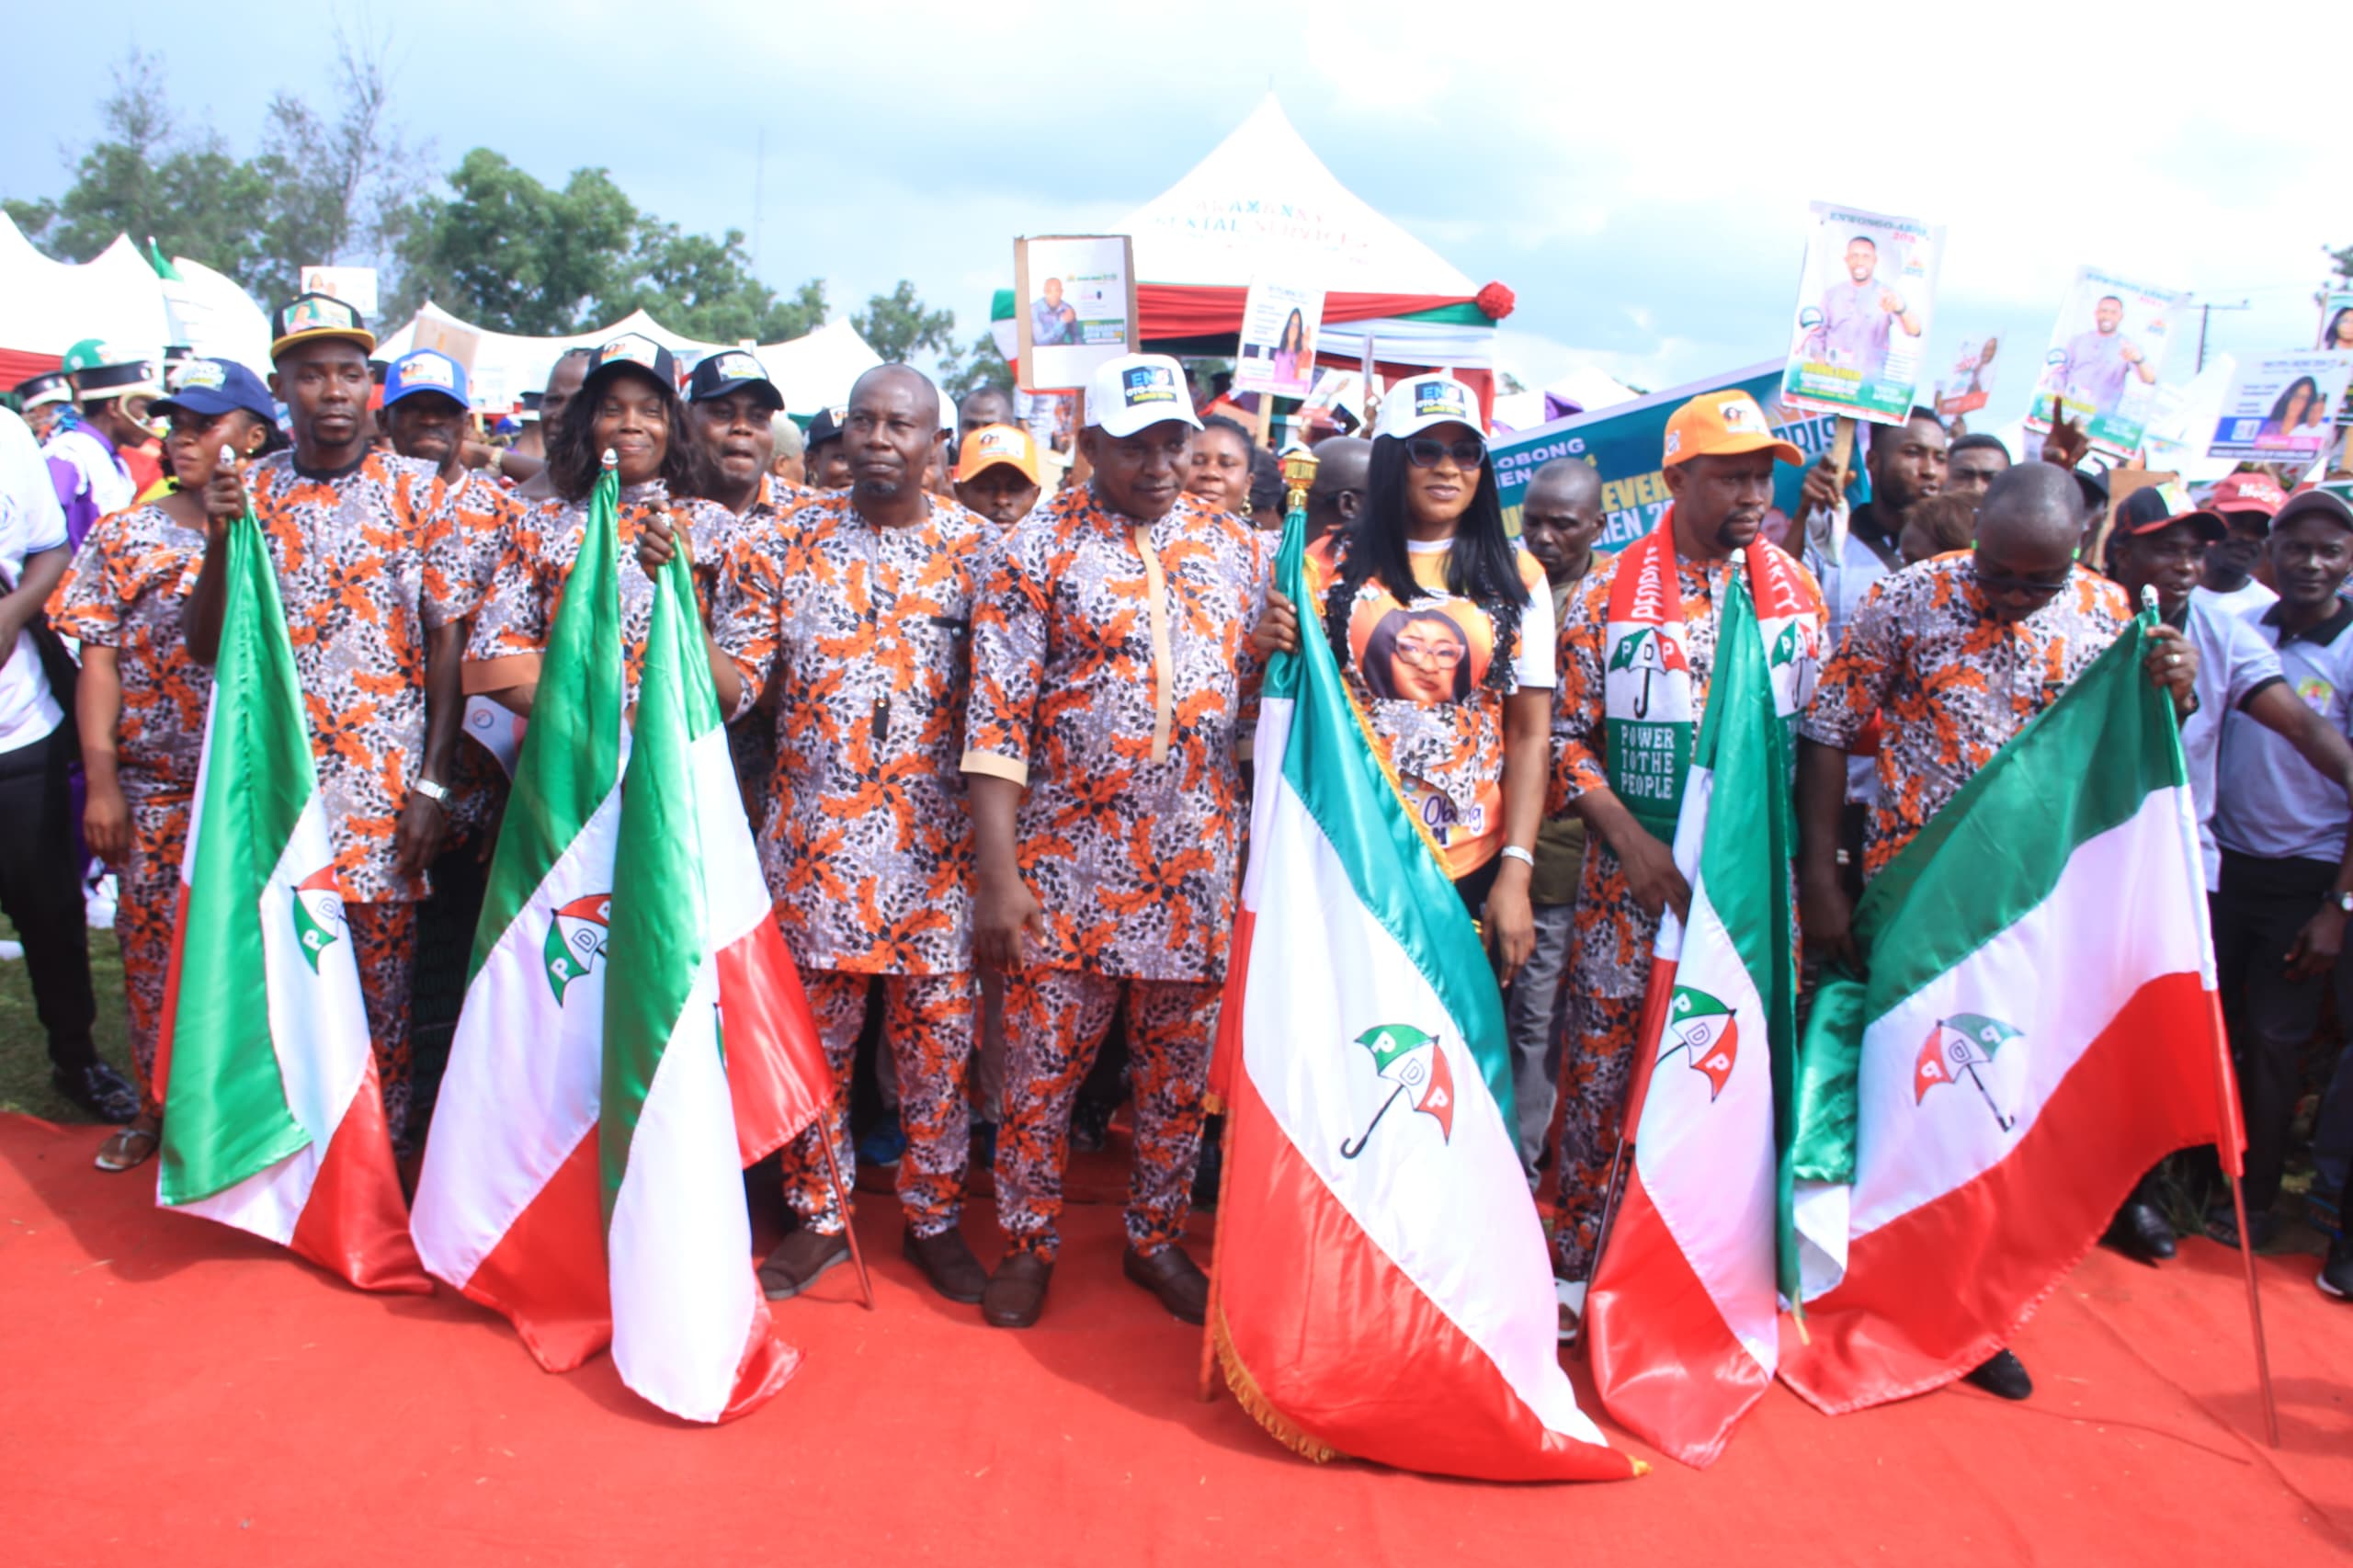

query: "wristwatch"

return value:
[411, 778, 451, 811]
[2335, 890, 2353, 915]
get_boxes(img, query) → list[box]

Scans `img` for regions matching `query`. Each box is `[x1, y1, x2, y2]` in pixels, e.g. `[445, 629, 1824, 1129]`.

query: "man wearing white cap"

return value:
[962, 352, 1267, 1329]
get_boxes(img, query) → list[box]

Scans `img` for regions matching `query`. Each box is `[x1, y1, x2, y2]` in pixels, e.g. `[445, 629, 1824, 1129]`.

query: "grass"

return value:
[0, 913, 139, 1124]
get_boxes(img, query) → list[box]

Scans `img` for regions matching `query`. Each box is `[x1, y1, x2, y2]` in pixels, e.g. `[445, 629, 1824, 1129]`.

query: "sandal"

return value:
[95, 1123, 160, 1173]
[1556, 1278, 1586, 1346]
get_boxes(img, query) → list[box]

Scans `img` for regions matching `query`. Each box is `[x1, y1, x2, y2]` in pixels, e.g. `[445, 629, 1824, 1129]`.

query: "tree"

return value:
[603, 222, 829, 344]
[938, 332, 1015, 401]
[390, 151, 641, 333]
[854, 280, 960, 368]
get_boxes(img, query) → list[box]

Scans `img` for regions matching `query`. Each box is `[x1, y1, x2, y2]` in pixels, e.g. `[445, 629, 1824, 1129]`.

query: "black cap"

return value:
[270, 292, 375, 358]
[584, 334, 679, 395]
[2274, 489, 2353, 534]
[2070, 463, 2109, 517]
[807, 403, 849, 448]
[2113, 484, 2224, 542]
[13, 370, 71, 409]
[688, 349, 783, 411]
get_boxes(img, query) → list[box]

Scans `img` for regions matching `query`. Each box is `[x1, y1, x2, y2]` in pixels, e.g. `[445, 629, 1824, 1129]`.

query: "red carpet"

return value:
[3, 1111, 2347, 1565]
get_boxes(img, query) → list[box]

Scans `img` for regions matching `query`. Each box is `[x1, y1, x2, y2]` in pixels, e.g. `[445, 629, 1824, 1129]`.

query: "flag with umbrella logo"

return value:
[1913, 1014, 2021, 1131]
[1608, 625, 1688, 719]
[1341, 1023, 1456, 1157]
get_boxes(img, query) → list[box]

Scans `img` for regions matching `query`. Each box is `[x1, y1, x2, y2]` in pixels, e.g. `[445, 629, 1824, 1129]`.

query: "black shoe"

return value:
[2104, 1199, 2177, 1265]
[757, 1229, 850, 1301]
[1122, 1243, 1210, 1324]
[2205, 1204, 2279, 1251]
[2319, 1233, 2353, 1301]
[1070, 1097, 1115, 1156]
[52, 1061, 139, 1124]
[903, 1225, 987, 1304]
[1962, 1348, 2033, 1401]
[1191, 1119, 1224, 1211]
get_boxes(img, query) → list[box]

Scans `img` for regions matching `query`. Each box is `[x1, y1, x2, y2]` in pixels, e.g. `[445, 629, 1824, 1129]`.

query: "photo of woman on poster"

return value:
[2265, 376, 2323, 436]
[1272, 309, 1309, 384]
[2324, 307, 2353, 351]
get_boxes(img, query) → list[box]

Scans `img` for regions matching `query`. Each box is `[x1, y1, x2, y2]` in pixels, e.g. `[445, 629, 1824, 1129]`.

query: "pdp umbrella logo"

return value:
[1658, 984, 1738, 1100]
[543, 893, 611, 1004]
[1608, 627, 1688, 718]
[1914, 1013, 2023, 1131]
[291, 866, 345, 972]
[1340, 1023, 1456, 1159]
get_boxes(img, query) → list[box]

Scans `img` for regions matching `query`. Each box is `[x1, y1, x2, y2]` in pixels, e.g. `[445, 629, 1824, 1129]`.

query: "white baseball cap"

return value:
[1086, 353, 1203, 439]
[1374, 372, 1481, 441]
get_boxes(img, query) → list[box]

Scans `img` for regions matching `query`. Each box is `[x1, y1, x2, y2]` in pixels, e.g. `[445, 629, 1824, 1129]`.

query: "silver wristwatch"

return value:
[412, 778, 451, 810]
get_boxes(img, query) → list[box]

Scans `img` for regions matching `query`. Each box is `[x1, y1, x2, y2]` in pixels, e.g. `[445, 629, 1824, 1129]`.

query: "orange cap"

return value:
[1662, 390, 1803, 469]
[955, 423, 1041, 484]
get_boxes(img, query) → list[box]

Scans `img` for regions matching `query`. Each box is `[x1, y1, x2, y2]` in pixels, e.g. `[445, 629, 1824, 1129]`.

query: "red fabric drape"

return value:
[0, 348, 63, 391]
[1136, 286, 1473, 339]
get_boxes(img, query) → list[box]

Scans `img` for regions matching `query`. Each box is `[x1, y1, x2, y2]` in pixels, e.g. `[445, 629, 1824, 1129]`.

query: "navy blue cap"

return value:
[149, 358, 276, 424]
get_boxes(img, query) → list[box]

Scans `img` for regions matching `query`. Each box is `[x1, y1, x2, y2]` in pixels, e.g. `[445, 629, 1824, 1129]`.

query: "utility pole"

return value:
[752, 129, 767, 274]
[2195, 299, 2250, 374]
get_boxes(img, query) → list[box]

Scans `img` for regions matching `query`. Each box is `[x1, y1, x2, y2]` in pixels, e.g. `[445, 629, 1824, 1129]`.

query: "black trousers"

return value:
[0, 726, 96, 1071]
[2213, 850, 2340, 1212]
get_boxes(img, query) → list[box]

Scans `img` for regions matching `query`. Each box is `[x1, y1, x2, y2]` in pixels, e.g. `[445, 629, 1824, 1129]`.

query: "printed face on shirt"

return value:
[1358, 603, 1478, 703]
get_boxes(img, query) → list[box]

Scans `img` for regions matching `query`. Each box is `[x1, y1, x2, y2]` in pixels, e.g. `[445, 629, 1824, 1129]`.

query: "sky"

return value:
[5, 1, 2344, 431]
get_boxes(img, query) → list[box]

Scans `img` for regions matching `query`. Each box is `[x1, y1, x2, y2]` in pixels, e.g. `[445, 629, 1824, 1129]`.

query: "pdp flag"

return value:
[153, 509, 426, 1292]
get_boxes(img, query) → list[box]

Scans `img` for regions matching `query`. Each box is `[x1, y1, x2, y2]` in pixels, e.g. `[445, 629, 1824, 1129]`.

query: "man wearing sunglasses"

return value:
[1797, 461, 2197, 1401]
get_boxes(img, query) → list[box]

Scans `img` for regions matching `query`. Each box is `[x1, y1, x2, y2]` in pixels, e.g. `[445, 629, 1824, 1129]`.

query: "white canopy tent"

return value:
[375, 301, 884, 416]
[0, 213, 272, 378]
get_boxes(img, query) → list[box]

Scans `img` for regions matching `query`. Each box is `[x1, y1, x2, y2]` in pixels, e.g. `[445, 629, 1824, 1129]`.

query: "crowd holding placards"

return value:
[5, 285, 2353, 1419]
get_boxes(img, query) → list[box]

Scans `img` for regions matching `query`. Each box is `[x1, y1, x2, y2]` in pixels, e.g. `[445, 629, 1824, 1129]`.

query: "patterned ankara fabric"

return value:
[345, 899, 419, 1153]
[1550, 988, 1643, 1278]
[711, 492, 990, 974]
[994, 970, 1220, 1260]
[45, 503, 211, 799]
[779, 970, 976, 1237]
[242, 450, 472, 903]
[962, 485, 1267, 983]
[1800, 554, 2131, 878]
[115, 797, 189, 1111]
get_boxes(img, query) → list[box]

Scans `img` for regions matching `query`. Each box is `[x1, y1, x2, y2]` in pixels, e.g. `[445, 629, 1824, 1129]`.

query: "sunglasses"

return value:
[1404, 435, 1487, 470]
[1971, 559, 2072, 597]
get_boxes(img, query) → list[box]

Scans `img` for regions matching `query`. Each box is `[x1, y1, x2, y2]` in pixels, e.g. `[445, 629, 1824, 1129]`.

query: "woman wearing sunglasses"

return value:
[1255, 372, 1551, 983]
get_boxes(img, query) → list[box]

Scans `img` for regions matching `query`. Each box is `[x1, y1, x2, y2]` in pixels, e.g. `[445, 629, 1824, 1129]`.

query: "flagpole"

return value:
[1196, 1108, 1237, 1402]
[2207, 990, 2279, 1448]
[815, 1131, 875, 1311]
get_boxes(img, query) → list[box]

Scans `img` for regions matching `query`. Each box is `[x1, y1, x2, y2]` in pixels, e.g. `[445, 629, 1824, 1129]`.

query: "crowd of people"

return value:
[4, 291, 2350, 1393]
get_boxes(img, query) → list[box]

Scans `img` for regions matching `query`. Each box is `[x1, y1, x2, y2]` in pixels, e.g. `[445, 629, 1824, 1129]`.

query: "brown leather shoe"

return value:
[758, 1229, 850, 1301]
[903, 1225, 987, 1303]
[982, 1251, 1053, 1328]
[1122, 1243, 1209, 1324]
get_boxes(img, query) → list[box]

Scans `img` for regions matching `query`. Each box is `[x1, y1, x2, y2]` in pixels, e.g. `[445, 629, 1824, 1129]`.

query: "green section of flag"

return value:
[1793, 610, 2181, 1187]
[146, 238, 183, 281]
[470, 467, 627, 978]
[597, 540, 715, 1224]
[1264, 489, 1513, 1127]
[1689, 574, 1802, 1301]
[158, 514, 313, 1204]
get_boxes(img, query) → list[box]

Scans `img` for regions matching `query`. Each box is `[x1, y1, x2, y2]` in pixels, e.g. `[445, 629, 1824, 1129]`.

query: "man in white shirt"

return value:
[2191, 472, 2286, 621]
[0, 405, 139, 1122]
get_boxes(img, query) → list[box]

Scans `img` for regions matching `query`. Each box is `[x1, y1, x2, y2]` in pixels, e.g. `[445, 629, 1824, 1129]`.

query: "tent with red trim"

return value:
[993, 94, 1514, 421]
[0, 214, 271, 389]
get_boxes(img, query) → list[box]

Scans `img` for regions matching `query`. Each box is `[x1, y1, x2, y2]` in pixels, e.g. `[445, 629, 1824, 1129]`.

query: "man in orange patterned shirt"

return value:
[184, 294, 472, 1151]
[658, 364, 995, 1305]
[962, 353, 1267, 1330]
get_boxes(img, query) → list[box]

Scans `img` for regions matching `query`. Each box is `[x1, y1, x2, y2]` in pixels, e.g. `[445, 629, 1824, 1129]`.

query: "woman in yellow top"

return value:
[1254, 372, 1553, 983]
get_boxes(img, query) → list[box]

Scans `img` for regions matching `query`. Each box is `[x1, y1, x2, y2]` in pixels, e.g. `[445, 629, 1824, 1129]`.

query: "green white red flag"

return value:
[1208, 485, 1637, 1482]
[153, 510, 426, 1292]
[1586, 573, 1800, 1468]
[1780, 604, 2237, 1411]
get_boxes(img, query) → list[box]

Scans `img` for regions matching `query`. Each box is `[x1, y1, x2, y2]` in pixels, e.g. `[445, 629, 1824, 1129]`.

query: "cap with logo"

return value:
[14, 370, 72, 411]
[688, 350, 783, 411]
[807, 404, 850, 449]
[383, 348, 472, 411]
[269, 292, 375, 360]
[585, 334, 678, 396]
[1373, 372, 1482, 441]
[956, 423, 1042, 484]
[2273, 487, 2353, 535]
[63, 338, 164, 402]
[1086, 353, 1203, 439]
[2204, 471, 2289, 523]
[2112, 482, 2223, 542]
[1662, 390, 1802, 468]
[150, 358, 278, 426]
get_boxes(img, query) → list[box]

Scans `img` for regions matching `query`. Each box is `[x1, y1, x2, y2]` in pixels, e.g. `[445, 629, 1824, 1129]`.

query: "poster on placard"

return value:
[2321, 290, 2353, 426]
[2028, 267, 2187, 456]
[2203, 352, 2353, 465]
[301, 266, 380, 321]
[1493, 361, 1841, 557]
[1014, 235, 1137, 393]
[1780, 203, 1940, 425]
[1232, 280, 1324, 399]
[1934, 335, 2001, 420]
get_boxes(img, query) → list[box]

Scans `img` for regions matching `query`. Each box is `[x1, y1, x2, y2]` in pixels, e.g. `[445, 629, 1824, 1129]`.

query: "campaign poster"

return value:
[1934, 335, 2001, 421]
[1014, 235, 1137, 393]
[2321, 290, 2353, 426]
[301, 265, 380, 321]
[2204, 352, 2353, 465]
[1232, 280, 1324, 399]
[1492, 361, 1841, 557]
[1779, 202, 1941, 426]
[2028, 267, 2188, 458]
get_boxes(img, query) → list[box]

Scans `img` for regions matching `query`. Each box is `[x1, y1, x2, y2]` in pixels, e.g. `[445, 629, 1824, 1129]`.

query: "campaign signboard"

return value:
[2028, 267, 2188, 458]
[2204, 352, 2353, 466]
[1779, 202, 1941, 426]
[2322, 290, 2353, 426]
[1014, 235, 1138, 393]
[1232, 280, 1324, 399]
[1493, 361, 1841, 557]
[1934, 335, 2000, 422]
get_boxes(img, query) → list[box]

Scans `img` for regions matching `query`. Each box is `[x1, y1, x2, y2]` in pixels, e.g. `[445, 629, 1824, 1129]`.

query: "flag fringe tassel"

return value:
[1212, 1307, 1342, 1464]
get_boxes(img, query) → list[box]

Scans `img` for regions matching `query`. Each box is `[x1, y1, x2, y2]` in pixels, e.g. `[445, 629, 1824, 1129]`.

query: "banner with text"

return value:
[2205, 352, 2353, 466]
[1781, 202, 1941, 426]
[2028, 267, 2188, 458]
